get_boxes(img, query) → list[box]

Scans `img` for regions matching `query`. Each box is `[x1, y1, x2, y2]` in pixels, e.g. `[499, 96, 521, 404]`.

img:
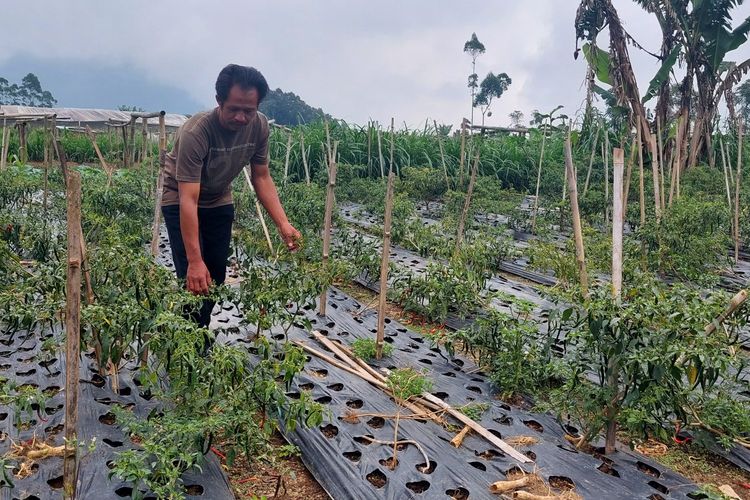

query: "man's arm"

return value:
[179, 182, 212, 294]
[250, 164, 302, 251]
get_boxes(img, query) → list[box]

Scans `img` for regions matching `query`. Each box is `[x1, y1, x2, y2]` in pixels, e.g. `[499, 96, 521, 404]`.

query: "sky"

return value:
[1, 1, 749, 129]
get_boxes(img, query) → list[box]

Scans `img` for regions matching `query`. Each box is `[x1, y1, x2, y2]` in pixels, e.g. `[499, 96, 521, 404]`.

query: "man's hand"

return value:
[187, 260, 212, 295]
[279, 222, 302, 252]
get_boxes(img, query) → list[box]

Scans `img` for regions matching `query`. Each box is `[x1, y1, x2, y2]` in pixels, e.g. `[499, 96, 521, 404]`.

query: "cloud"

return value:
[1, 0, 749, 128]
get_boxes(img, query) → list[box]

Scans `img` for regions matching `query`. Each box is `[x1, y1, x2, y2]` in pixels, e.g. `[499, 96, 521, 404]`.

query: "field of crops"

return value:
[0, 110, 748, 500]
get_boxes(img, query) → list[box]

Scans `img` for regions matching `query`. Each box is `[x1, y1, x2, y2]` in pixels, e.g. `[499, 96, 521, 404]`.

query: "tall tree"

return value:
[0, 73, 57, 107]
[474, 72, 512, 126]
[509, 110, 525, 128]
[464, 33, 486, 126]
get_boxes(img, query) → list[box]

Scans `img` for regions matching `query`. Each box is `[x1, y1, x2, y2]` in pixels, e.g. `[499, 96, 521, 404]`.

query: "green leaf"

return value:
[642, 45, 680, 104]
[582, 43, 612, 86]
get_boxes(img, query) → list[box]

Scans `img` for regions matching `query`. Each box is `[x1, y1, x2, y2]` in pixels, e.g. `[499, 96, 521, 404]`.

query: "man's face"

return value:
[217, 85, 259, 131]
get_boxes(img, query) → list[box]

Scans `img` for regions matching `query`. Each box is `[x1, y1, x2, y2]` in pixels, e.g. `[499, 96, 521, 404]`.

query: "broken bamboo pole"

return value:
[705, 289, 748, 335]
[390, 117, 397, 176]
[622, 138, 635, 216]
[720, 138, 732, 210]
[375, 170, 396, 359]
[319, 142, 339, 317]
[128, 116, 137, 166]
[649, 133, 662, 220]
[18, 122, 27, 164]
[604, 133, 609, 227]
[63, 170, 82, 499]
[377, 126, 385, 179]
[141, 117, 148, 164]
[657, 116, 666, 213]
[85, 126, 113, 187]
[564, 133, 588, 298]
[0, 117, 6, 170]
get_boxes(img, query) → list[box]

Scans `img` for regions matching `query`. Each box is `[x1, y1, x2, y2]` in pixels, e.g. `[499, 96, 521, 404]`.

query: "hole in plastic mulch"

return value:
[366, 417, 385, 429]
[366, 469, 387, 489]
[416, 460, 437, 474]
[637, 461, 661, 478]
[353, 435, 374, 445]
[47, 476, 64, 489]
[346, 399, 364, 409]
[320, 424, 338, 438]
[648, 480, 669, 494]
[406, 480, 430, 493]
[523, 419, 544, 433]
[597, 462, 620, 477]
[342, 450, 361, 462]
[549, 476, 576, 491]
[446, 487, 470, 499]
[468, 461, 486, 471]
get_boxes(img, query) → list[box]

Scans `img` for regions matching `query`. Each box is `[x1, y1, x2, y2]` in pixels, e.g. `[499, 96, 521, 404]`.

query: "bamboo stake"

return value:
[735, 121, 743, 263]
[300, 132, 310, 185]
[141, 117, 149, 164]
[420, 392, 532, 463]
[637, 125, 646, 228]
[455, 151, 480, 253]
[612, 148, 624, 297]
[531, 120, 548, 233]
[622, 139, 635, 216]
[564, 133, 588, 297]
[375, 170, 396, 359]
[242, 166, 274, 254]
[18, 122, 27, 164]
[43, 118, 49, 214]
[649, 133, 662, 219]
[128, 116, 137, 166]
[367, 121, 372, 175]
[63, 170, 82, 499]
[85, 126, 113, 187]
[458, 121, 467, 186]
[324, 120, 333, 165]
[150, 113, 167, 257]
[319, 142, 339, 316]
[434, 120, 450, 188]
[705, 290, 748, 335]
[377, 127, 385, 179]
[604, 135, 609, 227]
[283, 133, 292, 186]
[390, 117, 397, 176]
[606, 148, 625, 455]
[0, 118, 6, 170]
[583, 127, 599, 195]
[720, 138, 732, 210]
[657, 116, 666, 213]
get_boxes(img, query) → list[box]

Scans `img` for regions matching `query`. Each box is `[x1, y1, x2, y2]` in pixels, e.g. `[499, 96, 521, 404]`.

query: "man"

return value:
[161, 64, 301, 327]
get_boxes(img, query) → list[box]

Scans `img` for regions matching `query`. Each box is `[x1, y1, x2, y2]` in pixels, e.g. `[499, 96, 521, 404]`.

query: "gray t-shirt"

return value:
[161, 108, 269, 208]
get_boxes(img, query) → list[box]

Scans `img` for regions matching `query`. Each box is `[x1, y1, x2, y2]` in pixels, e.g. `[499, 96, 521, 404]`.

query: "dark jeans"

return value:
[162, 204, 235, 328]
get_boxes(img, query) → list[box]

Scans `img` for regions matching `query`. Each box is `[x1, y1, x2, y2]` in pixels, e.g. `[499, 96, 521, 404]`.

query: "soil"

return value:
[641, 442, 750, 500]
[213, 433, 329, 500]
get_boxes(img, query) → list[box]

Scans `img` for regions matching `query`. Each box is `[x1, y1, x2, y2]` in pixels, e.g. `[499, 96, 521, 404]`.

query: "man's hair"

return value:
[215, 64, 269, 104]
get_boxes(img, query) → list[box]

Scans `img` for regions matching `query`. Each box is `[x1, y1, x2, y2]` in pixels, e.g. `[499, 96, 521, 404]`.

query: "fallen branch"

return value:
[451, 425, 471, 448]
[489, 475, 530, 494]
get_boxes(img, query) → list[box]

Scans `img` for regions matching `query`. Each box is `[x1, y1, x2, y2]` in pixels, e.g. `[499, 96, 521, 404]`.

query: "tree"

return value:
[473, 72, 511, 126]
[0, 73, 56, 107]
[258, 88, 329, 126]
[463, 33, 486, 126]
[509, 110, 525, 128]
[118, 105, 145, 112]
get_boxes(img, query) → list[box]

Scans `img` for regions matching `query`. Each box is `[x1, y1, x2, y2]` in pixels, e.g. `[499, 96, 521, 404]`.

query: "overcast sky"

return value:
[2, 1, 749, 129]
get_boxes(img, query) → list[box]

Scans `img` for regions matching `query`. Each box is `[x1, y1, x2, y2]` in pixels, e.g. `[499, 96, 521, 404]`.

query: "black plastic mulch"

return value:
[208, 288, 699, 500]
[0, 322, 233, 500]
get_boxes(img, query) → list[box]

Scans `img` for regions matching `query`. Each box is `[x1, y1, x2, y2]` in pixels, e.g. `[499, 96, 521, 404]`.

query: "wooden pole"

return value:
[300, 132, 310, 185]
[150, 113, 167, 257]
[622, 138, 635, 216]
[612, 148, 624, 296]
[375, 170, 396, 359]
[63, 170, 82, 498]
[657, 116, 666, 213]
[121, 125, 129, 167]
[720, 138, 733, 209]
[324, 120, 333, 165]
[531, 120, 548, 233]
[85, 126, 113, 187]
[390, 117, 397, 176]
[43, 118, 50, 214]
[377, 127, 385, 179]
[637, 125, 646, 229]
[319, 142, 339, 316]
[367, 122, 373, 176]
[242, 167, 274, 254]
[128, 116, 137, 166]
[649, 133, 662, 219]
[455, 151, 480, 253]
[564, 133, 588, 297]
[734, 121, 743, 263]
[583, 127, 599, 195]
[604, 134, 610, 227]
[458, 121, 467, 186]
[705, 289, 748, 335]
[141, 117, 149, 165]
[283, 133, 292, 186]
[18, 122, 28, 164]
[0, 118, 6, 170]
